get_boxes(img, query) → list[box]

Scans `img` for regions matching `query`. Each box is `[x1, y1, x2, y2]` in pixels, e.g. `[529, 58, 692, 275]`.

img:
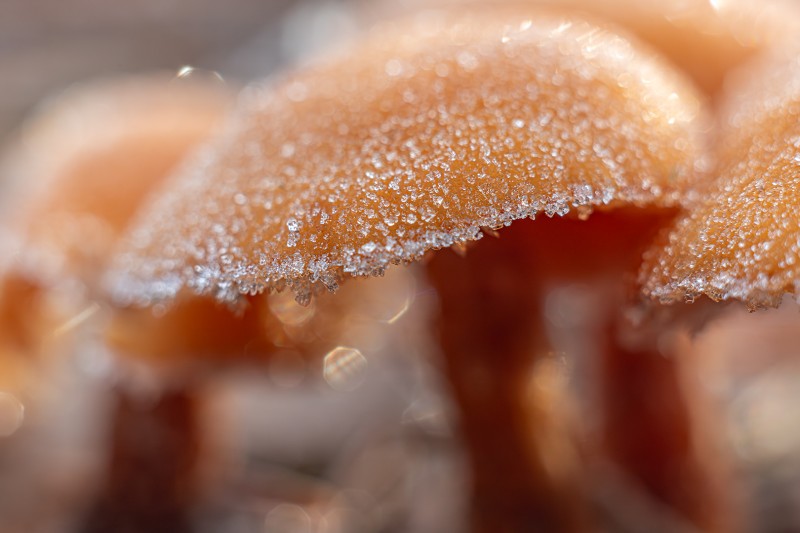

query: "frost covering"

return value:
[108, 9, 708, 306]
[642, 51, 800, 310]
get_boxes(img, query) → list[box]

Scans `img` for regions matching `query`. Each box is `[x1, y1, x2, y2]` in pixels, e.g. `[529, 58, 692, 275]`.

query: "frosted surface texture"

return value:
[642, 52, 800, 310]
[108, 9, 709, 306]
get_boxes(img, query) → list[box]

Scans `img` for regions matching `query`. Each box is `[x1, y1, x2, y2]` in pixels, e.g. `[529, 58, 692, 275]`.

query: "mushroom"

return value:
[294, 8, 797, 521]
[642, 47, 800, 310]
[107, 8, 719, 531]
[0, 73, 231, 530]
[370, 0, 800, 101]
[635, 45, 800, 532]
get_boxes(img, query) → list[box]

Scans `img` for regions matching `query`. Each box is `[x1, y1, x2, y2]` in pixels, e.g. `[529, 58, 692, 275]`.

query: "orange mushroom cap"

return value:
[0, 74, 231, 288]
[641, 50, 800, 310]
[109, 8, 709, 307]
[0, 74, 231, 372]
[371, 0, 800, 101]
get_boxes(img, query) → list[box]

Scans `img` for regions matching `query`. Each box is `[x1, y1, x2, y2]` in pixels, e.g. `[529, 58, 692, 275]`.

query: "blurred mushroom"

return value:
[0, 73, 232, 531]
[105, 8, 730, 530]
[368, 0, 800, 102]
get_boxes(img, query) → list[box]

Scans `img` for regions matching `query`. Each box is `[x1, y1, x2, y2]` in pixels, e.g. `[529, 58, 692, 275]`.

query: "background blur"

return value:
[0, 0, 357, 145]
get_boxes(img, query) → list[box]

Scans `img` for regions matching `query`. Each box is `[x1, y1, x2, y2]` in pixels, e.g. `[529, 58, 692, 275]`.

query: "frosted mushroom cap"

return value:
[641, 51, 800, 310]
[109, 8, 710, 306]
[0, 74, 231, 287]
[378, 0, 800, 99]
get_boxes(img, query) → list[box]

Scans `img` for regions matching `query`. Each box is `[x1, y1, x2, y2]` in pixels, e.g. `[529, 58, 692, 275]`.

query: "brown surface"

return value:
[428, 220, 586, 532]
[600, 321, 729, 532]
[81, 387, 201, 533]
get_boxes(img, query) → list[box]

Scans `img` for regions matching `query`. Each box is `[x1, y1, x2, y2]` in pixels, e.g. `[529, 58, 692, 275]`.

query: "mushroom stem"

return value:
[600, 320, 720, 531]
[600, 316, 732, 532]
[427, 231, 587, 532]
[427, 211, 731, 531]
[81, 384, 201, 533]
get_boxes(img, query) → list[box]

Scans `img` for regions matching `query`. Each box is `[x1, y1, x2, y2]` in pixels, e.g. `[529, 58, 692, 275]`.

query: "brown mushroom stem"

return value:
[427, 211, 728, 531]
[428, 226, 587, 533]
[93, 296, 281, 532]
[81, 384, 201, 533]
[600, 319, 728, 531]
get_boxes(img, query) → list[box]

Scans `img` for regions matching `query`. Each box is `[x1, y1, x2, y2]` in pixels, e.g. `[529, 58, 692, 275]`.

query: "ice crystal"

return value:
[641, 50, 800, 310]
[107, 9, 707, 306]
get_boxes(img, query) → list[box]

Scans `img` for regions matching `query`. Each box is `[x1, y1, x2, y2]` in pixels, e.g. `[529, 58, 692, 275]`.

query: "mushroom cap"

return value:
[0, 74, 231, 369]
[641, 51, 800, 310]
[109, 8, 709, 306]
[374, 0, 800, 99]
[551, 0, 800, 100]
[0, 74, 231, 287]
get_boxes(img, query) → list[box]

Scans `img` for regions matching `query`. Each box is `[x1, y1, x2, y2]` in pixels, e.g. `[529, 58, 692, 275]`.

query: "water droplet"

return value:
[323, 346, 367, 391]
[0, 392, 24, 438]
[268, 290, 316, 326]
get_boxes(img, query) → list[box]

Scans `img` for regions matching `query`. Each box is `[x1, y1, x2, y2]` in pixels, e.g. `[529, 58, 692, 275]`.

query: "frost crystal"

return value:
[107, 9, 707, 306]
[641, 50, 800, 310]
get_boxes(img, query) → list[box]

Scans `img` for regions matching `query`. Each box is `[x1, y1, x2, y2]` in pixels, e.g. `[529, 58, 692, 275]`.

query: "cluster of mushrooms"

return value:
[3, 0, 800, 531]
